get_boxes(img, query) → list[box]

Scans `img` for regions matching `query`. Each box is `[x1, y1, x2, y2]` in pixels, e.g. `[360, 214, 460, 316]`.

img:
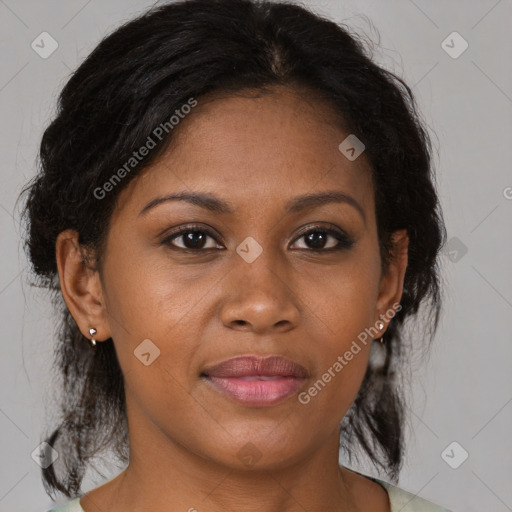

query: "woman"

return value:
[21, 0, 451, 510]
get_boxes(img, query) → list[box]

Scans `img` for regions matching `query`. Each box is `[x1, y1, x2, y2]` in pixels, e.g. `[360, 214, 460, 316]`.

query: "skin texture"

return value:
[56, 85, 408, 512]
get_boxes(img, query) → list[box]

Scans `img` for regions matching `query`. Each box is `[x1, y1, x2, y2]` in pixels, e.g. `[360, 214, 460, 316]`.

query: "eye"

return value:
[160, 224, 354, 253]
[161, 226, 223, 251]
[290, 225, 355, 252]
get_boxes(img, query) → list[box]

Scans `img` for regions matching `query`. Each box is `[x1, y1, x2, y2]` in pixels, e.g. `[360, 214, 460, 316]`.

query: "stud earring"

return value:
[89, 328, 97, 348]
[376, 321, 385, 344]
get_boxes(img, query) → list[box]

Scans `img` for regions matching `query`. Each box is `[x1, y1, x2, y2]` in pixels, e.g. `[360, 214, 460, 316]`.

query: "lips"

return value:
[201, 355, 308, 379]
[201, 355, 308, 406]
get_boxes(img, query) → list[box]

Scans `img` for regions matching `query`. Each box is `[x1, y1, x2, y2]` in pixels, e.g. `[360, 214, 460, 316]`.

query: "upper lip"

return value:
[201, 355, 308, 378]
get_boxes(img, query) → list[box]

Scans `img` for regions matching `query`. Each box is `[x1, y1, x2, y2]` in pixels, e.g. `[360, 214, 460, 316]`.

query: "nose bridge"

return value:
[220, 238, 300, 333]
[237, 238, 289, 300]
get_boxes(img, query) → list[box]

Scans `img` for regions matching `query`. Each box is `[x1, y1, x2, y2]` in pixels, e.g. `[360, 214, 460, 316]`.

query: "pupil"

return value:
[185, 232, 205, 249]
[307, 232, 326, 249]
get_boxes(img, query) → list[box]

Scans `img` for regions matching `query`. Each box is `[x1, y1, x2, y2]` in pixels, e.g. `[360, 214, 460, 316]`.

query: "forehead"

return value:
[117, 86, 374, 218]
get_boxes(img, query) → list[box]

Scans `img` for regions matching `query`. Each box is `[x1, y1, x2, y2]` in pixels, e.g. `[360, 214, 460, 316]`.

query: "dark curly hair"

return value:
[19, 0, 447, 500]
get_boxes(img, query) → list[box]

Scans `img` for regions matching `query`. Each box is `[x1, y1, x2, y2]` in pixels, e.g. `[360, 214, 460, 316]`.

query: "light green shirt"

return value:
[46, 477, 452, 511]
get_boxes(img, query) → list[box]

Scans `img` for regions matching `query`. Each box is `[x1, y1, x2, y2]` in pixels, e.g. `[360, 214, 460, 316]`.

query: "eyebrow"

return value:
[138, 190, 366, 223]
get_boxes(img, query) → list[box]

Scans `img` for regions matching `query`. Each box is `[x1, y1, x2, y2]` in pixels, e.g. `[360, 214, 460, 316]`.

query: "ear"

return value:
[375, 229, 409, 330]
[55, 229, 111, 342]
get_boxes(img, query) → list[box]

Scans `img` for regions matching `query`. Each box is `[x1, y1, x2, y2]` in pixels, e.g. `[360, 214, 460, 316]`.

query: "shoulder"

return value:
[46, 476, 453, 512]
[372, 478, 453, 512]
[341, 466, 453, 512]
[45, 497, 84, 512]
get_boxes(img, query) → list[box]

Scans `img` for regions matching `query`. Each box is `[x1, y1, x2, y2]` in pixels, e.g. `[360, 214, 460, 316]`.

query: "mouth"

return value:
[200, 355, 308, 407]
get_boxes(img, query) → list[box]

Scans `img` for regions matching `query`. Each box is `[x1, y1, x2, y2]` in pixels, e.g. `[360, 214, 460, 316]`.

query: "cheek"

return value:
[298, 265, 379, 416]
[101, 248, 201, 340]
[303, 261, 380, 342]
[112, 305, 205, 418]
[297, 341, 371, 429]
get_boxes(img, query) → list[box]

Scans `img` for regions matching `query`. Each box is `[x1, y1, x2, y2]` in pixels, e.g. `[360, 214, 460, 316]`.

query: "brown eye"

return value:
[290, 227, 354, 252]
[162, 227, 223, 251]
[161, 224, 354, 253]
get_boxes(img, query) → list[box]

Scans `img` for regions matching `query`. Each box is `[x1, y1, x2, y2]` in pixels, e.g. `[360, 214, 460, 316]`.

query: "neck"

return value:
[83, 414, 359, 512]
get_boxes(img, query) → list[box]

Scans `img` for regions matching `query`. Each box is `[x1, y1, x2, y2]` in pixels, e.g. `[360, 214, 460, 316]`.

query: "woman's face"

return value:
[67, 86, 407, 471]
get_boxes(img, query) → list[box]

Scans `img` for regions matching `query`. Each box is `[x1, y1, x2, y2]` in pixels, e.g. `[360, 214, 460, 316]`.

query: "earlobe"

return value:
[375, 229, 409, 328]
[55, 229, 110, 341]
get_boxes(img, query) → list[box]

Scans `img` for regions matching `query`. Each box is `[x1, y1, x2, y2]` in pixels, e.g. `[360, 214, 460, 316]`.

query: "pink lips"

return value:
[201, 355, 308, 406]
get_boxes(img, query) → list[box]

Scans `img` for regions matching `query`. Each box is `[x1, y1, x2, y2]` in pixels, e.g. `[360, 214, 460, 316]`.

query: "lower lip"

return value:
[203, 376, 305, 406]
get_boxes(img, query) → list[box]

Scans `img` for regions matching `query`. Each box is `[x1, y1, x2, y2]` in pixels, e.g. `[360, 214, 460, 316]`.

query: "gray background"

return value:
[1, 1, 511, 511]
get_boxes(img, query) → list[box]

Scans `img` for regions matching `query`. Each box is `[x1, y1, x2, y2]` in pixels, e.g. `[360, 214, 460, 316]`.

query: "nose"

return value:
[219, 248, 301, 335]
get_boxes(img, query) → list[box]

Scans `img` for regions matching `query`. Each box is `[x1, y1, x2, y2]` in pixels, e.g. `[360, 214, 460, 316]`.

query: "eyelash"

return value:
[160, 224, 355, 253]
